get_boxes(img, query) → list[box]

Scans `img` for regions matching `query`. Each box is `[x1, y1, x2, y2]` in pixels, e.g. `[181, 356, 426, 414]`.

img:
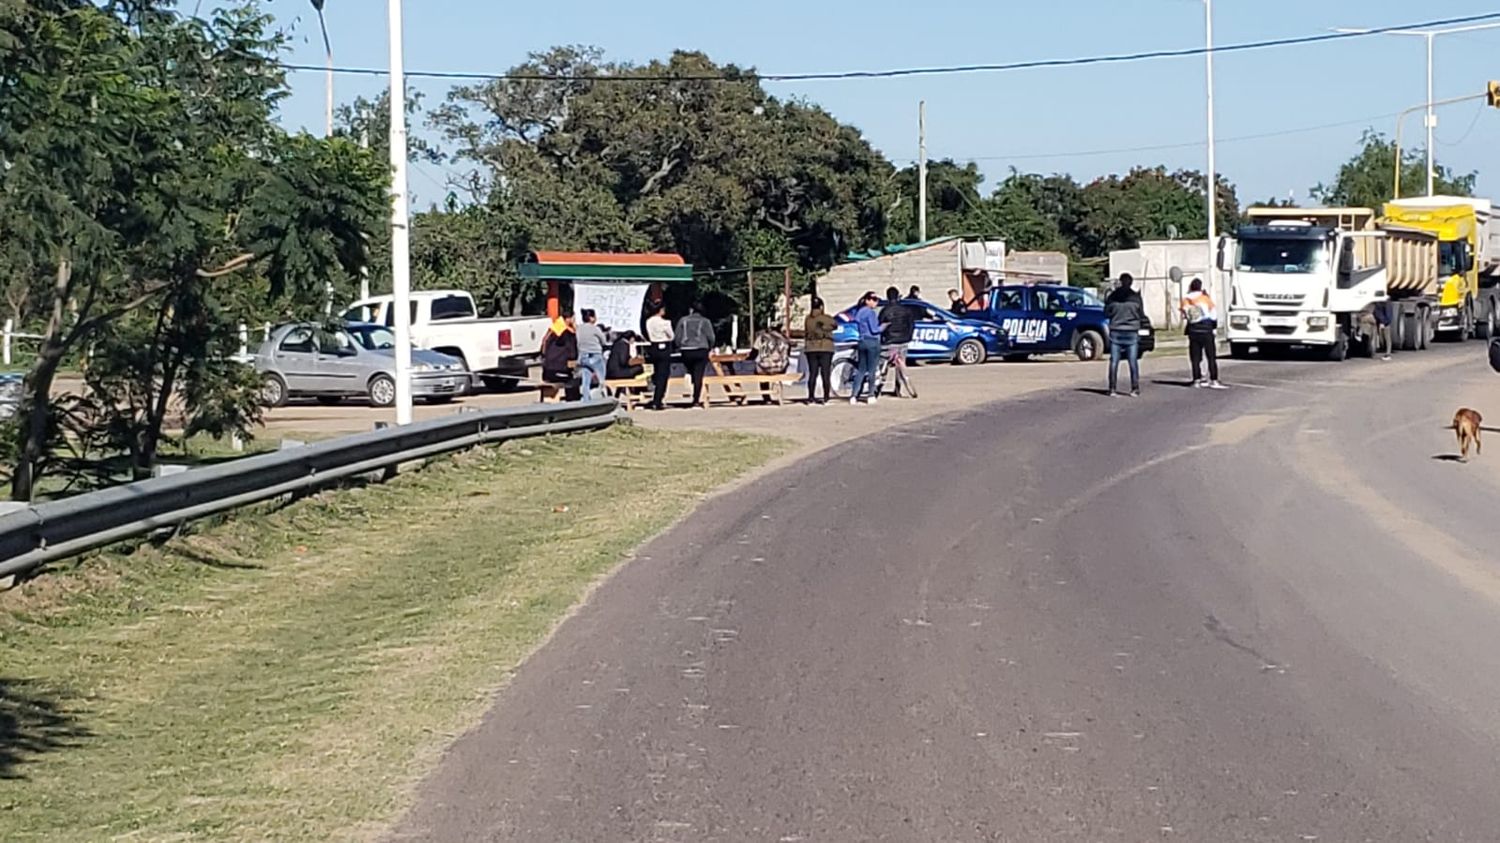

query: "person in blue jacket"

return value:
[849, 291, 883, 405]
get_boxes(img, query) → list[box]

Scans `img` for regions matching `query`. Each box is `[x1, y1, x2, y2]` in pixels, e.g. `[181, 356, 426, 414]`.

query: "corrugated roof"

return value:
[527, 251, 686, 266]
[843, 236, 964, 263]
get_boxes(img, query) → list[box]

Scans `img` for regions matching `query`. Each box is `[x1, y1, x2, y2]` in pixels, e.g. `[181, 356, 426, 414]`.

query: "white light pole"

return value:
[1203, 0, 1221, 331]
[918, 100, 928, 243]
[387, 0, 413, 424]
[311, 0, 333, 136]
[1335, 23, 1500, 196]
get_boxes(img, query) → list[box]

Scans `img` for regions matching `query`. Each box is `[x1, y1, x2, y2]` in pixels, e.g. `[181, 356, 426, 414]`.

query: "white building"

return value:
[1108, 240, 1228, 331]
[815, 237, 1005, 312]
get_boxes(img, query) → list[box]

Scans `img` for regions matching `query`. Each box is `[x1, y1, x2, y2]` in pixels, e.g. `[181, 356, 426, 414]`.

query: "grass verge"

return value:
[0, 425, 787, 841]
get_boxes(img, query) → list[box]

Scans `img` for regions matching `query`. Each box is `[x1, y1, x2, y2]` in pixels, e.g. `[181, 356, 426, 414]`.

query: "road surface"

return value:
[394, 346, 1500, 842]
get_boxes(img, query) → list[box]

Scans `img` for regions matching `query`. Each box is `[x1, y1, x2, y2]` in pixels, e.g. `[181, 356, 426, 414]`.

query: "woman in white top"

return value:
[644, 301, 674, 410]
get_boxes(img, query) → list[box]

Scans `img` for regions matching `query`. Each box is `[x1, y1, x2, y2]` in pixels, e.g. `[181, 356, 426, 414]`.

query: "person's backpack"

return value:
[752, 329, 791, 374]
[1488, 336, 1500, 373]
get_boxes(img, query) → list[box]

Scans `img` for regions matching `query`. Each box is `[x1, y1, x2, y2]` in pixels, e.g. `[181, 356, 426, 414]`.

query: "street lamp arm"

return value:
[1392, 91, 1487, 198]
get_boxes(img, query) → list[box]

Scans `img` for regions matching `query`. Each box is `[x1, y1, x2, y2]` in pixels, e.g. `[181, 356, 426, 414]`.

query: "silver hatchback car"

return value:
[255, 322, 470, 407]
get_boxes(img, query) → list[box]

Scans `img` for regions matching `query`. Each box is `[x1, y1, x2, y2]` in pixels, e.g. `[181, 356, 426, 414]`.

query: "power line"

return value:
[279, 11, 1500, 83]
[903, 112, 1405, 163]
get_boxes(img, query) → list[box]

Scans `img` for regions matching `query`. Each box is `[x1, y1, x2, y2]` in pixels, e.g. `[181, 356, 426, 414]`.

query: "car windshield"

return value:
[1237, 238, 1326, 273]
[349, 325, 397, 351]
[1438, 240, 1464, 278]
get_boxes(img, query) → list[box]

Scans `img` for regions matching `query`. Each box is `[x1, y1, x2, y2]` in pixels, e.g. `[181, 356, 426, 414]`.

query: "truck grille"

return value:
[1255, 293, 1305, 307]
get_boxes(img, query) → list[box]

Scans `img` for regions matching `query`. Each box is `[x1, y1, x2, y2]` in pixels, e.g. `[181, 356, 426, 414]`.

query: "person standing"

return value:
[540, 311, 580, 402]
[644, 302, 674, 410]
[880, 286, 917, 399]
[1104, 274, 1145, 397]
[947, 288, 967, 316]
[1180, 278, 1226, 389]
[849, 291, 883, 405]
[908, 285, 922, 301]
[574, 309, 609, 400]
[675, 303, 716, 408]
[802, 297, 836, 404]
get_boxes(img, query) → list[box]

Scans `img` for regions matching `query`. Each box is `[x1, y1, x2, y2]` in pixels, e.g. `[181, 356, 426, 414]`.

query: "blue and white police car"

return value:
[833, 298, 1010, 365]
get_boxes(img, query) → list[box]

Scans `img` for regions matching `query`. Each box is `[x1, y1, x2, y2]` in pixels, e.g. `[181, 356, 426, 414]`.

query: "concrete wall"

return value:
[1007, 251, 1069, 284]
[814, 240, 964, 311]
[1109, 240, 1228, 330]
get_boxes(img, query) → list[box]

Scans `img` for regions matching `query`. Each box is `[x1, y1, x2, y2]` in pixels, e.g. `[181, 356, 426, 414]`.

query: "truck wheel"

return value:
[955, 339, 987, 365]
[368, 373, 397, 408]
[1420, 310, 1436, 349]
[1072, 330, 1105, 362]
[1229, 342, 1252, 360]
[1477, 301, 1497, 340]
[261, 374, 288, 408]
[1324, 330, 1349, 362]
[1399, 312, 1419, 351]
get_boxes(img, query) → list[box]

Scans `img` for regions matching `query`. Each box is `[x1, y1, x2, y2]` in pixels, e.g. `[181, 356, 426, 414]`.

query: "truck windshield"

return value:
[1236, 239, 1326, 274]
[1438, 241, 1464, 277]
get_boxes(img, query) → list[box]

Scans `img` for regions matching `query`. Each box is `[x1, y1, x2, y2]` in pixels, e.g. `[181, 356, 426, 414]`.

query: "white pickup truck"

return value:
[341, 290, 549, 389]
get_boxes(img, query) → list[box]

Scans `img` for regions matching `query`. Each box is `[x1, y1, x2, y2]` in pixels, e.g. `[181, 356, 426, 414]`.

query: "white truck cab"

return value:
[341, 290, 549, 387]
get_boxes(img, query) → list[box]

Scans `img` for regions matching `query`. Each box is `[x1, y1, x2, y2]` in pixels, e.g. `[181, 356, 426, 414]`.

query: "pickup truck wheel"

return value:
[955, 339, 987, 365]
[261, 374, 288, 408]
[368, 374, 396, 408]
[1072, 330, 1105, 362]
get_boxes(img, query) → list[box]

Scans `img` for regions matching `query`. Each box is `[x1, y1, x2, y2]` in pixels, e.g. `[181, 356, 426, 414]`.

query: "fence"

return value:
[0, 400, 621, 579]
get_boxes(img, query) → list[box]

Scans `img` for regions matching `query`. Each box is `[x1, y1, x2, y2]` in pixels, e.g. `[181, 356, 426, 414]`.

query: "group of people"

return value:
[1103, 273, 1227, 397]
[541, 302, 718, 408]
[801, 285, 921, 405]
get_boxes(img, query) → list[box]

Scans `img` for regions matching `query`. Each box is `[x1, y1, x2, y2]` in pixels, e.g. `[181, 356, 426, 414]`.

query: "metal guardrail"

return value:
[0, 399, 622, 579]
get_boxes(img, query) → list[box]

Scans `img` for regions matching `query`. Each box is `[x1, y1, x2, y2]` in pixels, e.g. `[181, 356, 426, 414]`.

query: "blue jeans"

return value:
[850, 337, 881, 399]
[578, 352, 606, 399]
[1108, 334, 1140, 393]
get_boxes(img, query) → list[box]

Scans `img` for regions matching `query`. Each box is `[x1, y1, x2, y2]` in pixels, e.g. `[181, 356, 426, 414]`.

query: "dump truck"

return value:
[1220, 207, 1439, 360]
[1381, 196, 1500, 339]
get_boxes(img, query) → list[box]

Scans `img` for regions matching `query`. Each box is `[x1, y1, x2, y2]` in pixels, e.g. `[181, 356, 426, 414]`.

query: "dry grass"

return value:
[0, 425, 786, 841]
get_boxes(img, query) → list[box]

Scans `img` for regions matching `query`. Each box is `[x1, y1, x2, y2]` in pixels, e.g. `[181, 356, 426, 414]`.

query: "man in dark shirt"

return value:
[1104, 274, 1146, 397]
[879, 286, 918, 399]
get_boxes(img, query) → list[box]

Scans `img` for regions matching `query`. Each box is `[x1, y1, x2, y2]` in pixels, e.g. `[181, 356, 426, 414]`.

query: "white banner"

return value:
[573, 282, 649, 335]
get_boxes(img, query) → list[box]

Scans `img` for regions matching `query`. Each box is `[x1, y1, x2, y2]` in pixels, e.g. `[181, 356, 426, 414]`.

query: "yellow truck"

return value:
[1381, 196, 1500, 339]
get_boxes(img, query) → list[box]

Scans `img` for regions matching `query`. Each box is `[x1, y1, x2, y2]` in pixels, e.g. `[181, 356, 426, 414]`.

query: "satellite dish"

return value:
[1166, 224, 1180, 240]
[1168, 266, 1183, 284]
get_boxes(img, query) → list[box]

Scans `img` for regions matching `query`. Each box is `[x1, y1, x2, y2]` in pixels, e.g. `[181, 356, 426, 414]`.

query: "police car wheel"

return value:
[1072, 330, 1104, 362]
[955, 339, 986, 365]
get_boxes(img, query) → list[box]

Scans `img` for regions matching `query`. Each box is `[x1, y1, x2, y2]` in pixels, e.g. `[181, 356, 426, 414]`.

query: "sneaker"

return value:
[1381, 354, 1392, 361]
[1191, 379, 1205, 389]
[1107, 389, 1118, 397]
[849, 396, 859, 406]
[869, 395, 879, 406]
[1129, 389, 1141, 398]
[1208, 381, 1228, 390]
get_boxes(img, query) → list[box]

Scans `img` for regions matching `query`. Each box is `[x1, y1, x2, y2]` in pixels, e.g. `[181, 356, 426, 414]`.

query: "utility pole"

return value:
[1203, 0, 1221, 332]
[387, 0, 413, 424]
[918, 100, 928, 243]
[1334, 22, 1500, 197]
[311, 0, 333, 137]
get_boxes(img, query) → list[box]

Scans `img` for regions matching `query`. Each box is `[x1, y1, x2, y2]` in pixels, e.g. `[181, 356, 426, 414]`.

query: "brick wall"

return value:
[814, 240, 963, 310]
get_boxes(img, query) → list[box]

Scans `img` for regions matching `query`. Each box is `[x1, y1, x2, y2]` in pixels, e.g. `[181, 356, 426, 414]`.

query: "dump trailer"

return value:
[1382, 196, 1500, 339]
[1220, 206, 1439, 360]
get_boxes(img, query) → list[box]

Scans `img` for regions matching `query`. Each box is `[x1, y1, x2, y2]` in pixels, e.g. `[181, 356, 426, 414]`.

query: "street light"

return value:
[310, 0, 333, 137]
[1334, 22, 1500, 196]
[1203, 0, 1222, 336]
[387, 0, 414, 424]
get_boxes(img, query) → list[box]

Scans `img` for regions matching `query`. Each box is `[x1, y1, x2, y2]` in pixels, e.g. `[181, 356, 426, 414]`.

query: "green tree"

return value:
[1311, 129, 1476, 207]
[0, 1, 385, 495]
[887, 159, 988, 243]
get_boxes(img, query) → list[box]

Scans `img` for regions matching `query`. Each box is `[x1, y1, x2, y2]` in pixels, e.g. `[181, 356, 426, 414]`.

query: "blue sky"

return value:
[272, 0, 1500, 208]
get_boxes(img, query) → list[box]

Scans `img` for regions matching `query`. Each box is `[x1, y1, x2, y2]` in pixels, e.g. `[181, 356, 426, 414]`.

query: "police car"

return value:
[833, 298, 1010, 364]
[970, 284, 1155, 361]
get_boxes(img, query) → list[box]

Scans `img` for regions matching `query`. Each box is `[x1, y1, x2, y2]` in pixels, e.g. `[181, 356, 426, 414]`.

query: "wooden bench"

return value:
[701, 374, 803, 406]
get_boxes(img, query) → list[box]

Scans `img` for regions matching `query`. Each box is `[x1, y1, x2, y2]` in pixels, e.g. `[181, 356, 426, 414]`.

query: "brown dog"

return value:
[1454, 408, 1483, 461]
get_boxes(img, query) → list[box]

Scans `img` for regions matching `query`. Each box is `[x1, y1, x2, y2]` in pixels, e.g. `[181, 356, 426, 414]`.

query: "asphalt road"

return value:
[393, 344, 1500, 842]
